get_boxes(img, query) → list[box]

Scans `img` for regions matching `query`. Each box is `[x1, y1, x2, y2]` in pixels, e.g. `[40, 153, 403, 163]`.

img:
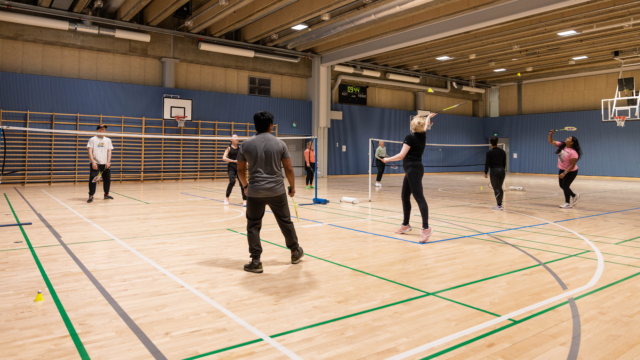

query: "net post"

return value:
[369, 138, 372, 202]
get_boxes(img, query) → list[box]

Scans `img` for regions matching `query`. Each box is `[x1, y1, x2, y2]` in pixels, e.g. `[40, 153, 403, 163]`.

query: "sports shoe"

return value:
[224, 198, 230, 205]
[244, 260, 263, 273]
[395, 224, 412, 234]
[243, 200, 247, 207]
[309, 185, 315, 189]
[492, 205, 504, 210]
[559, 203, 572, 209]
[572, 194, 580, 207]
[306, 185, 310, 190]
[87, 196, 93, 203]
[419, 227, 434, 243]
[104, 194, 114, 200]
[291, 247, 304, 264]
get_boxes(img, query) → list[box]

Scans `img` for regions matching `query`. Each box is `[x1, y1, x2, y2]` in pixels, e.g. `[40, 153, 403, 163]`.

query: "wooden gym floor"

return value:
[1, 173, 640, 360]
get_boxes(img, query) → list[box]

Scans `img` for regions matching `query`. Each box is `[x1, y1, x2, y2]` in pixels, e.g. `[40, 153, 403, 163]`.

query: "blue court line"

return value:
[0, 222, 32, 228]
[181, 192, 640, 247]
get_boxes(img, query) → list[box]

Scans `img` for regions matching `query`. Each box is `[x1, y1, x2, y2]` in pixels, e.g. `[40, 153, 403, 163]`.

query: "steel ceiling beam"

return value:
[320, 0, 595, 66]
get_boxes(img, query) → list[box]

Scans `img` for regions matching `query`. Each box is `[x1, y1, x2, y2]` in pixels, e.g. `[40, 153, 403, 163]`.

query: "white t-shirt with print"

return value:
[87, 136, 114, 165]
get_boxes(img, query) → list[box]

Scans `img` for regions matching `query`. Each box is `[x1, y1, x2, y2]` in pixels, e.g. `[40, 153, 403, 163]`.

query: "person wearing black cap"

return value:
[87, 124, 114, 203]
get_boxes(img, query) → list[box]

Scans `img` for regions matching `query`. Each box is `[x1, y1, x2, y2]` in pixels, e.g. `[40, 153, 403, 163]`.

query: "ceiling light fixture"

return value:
[291, 24, 308, 31]
[493, 68, 506, 72]
[558, 30, 579, 36]
[572, 55, 588, 60]
[436, 56, 452, 61]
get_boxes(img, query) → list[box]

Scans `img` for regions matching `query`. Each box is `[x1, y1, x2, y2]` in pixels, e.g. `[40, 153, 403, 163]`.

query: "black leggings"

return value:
[489, 167, 506, 206]
[226, 165, 247, 200]
[306, 162, 315, 185]
[376, 159, 385, 182]
[88, 164, 111, 196]
[559, 169, 578, 203]
[401, 161, 429, 229]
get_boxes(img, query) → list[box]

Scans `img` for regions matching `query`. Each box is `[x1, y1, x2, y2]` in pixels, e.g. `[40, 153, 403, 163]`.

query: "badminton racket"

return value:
[288, 187, 300, 222]
[92, 171, 103, 183]
[436, 101, 469, 113]
[552, 127, 577, 132]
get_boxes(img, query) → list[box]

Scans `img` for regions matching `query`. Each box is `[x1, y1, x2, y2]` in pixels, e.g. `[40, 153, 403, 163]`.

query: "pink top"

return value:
[555, 141, 579, 171]
[304, 148, 315, 166]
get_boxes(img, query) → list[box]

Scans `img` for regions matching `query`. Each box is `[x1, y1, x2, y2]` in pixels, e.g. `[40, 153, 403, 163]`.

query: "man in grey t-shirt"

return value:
[237, 111, 303, 273]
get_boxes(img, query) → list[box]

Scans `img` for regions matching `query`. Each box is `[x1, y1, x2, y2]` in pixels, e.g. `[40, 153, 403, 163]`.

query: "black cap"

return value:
[96, 124, 108, 130]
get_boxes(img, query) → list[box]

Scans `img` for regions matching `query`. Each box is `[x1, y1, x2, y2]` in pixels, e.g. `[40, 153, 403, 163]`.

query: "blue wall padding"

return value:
[0, 72, 311, 135]
[484, 111, 640, 177]
[328, 104, 486, 175]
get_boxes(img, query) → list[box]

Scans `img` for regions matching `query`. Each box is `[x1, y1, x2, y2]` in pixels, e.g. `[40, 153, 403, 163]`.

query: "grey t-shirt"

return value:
[237, 132, 290, 197]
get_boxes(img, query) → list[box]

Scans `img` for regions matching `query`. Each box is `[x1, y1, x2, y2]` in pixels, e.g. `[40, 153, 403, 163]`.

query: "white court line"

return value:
[384, 202, 604, 359]
[43, 190, 302, 360]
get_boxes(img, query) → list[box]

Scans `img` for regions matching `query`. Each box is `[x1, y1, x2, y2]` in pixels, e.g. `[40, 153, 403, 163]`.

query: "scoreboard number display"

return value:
[338, 84, 368, 105]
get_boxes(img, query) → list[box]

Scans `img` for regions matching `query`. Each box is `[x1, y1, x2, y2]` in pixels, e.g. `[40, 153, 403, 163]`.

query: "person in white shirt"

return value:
[87, 124, 114, 203]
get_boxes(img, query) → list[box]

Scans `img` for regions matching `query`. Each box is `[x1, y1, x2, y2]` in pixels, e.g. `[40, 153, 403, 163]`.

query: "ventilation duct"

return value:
[0, 10, 150, 42]
[198, 42, 300, 63]
[333, 64, 380, 77]
[452, 82, 486, 94]
[386, 73, 420, 83]
[284, 0, 434, 49]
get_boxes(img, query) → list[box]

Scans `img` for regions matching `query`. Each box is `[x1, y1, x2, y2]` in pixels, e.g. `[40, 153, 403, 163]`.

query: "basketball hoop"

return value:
[175, 115, 188, 127]
[614, 116, 626, 127]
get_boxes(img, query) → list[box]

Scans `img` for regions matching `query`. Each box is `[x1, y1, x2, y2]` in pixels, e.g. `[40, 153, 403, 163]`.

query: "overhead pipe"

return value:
[0, 10, 150, 42]
[331, 74, 449, 102]
[333, 64, 381, 77]
[452, 82, 486, 94]
[284, 0, 434, 50]
[198, 42, 300, 63]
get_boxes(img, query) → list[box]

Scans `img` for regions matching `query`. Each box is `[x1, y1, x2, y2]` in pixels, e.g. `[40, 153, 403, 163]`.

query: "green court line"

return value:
[433, 294, 516, 322]
[4, 193, 90, 360]
[110, 191, 149, 204]
[0, 239, 114, 252]
[196, 230, 592, 359]
[182, 339, 263, 360]
[616, 235, 640, 245]
[421, 270, 640, 359]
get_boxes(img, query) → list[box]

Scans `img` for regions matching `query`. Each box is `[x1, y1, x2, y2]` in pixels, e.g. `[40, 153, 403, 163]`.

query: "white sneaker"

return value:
[375, 182, 381, 187]
[378, 183, 382, 187]
[243, 200, 247, 207]
[572, 194, 580, 207]
[559, 203, 572, 209]
[224, 198, 230, 205]
[492, 205, 504, 210]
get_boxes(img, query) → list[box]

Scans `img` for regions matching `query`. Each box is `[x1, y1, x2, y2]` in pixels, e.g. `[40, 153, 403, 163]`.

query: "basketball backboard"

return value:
[163, 97, 193, 121]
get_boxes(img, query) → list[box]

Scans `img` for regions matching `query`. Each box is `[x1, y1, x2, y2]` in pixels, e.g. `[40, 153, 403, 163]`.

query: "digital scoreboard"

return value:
[338, 84, 367, 105]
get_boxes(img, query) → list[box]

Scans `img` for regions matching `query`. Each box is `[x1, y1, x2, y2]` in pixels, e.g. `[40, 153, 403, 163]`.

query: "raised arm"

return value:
[548, 130, 557, 145]
[423, 113, 437, 132]
[383, 144, 410, 163]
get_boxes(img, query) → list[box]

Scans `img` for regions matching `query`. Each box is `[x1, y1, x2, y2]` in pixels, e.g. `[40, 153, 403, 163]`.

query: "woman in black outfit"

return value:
[484, 136, 507, 210]
[383, 113, 437, 243]
[222, 134, 247, 207]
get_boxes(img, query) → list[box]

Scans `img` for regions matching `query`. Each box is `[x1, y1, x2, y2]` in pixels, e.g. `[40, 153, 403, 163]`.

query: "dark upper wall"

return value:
[0, 72, 311, 135]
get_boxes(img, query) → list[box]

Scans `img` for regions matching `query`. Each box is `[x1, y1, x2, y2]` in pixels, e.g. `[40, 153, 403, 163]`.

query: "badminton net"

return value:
[0, 123, 313, 185]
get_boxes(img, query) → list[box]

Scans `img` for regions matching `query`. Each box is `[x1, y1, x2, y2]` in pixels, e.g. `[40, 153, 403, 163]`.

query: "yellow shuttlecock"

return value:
[34, 290, 44, 302]
[481, 186, 483, 190]
[428, 88, 434, 93]
[517, 73, 521, 77]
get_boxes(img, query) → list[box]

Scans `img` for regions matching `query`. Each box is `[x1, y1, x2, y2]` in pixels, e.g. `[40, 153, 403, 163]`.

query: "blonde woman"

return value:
[383, 113, 437, 243]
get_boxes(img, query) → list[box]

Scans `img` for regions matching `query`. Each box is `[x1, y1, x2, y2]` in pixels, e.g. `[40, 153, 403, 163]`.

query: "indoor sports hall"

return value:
[1, 1, 640, 359]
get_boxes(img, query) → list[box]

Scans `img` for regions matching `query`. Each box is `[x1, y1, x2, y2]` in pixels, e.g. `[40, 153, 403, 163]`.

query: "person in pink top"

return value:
[548, 130, 583, 208]
[304, 141, 315, 189]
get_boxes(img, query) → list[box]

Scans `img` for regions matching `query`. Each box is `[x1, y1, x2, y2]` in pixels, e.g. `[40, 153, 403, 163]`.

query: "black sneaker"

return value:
[104, 194, 114, 200]
[87, 196, 93, 203]
[291, 247, 304, 264]
[244, 260, 263, 273]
